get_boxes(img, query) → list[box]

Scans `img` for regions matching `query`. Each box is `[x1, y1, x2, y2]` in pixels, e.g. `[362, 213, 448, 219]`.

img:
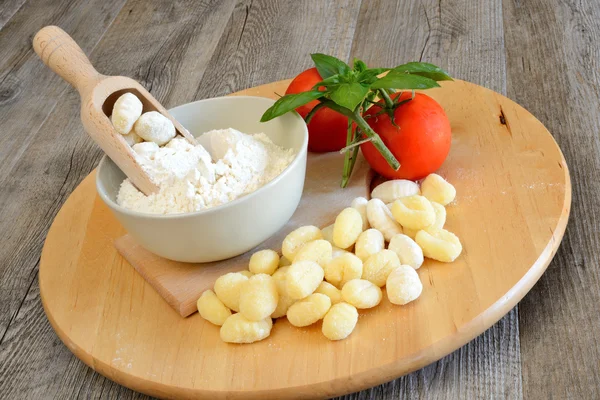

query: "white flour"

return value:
[116, 128, 295, 214]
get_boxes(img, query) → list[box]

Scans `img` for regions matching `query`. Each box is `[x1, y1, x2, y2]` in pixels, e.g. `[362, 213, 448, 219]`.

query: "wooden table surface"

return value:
[0, 1, 598, 399]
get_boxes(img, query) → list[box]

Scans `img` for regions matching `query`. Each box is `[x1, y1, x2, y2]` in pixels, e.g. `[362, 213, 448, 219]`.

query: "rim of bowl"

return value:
[95, 95, 308, 220]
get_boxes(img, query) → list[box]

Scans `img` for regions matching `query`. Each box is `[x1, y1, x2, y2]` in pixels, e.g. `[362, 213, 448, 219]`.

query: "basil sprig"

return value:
[261, 54, 452, 187]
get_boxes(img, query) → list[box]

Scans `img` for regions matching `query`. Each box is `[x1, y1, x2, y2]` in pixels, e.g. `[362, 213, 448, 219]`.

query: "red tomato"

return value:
[360, 92, 451, 180]
[286, 68, 349, 152]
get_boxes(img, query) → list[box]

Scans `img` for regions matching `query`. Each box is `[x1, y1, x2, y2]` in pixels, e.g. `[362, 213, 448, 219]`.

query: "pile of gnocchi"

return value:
[111, 92, 176, 146]
[197, 173, 461, 344]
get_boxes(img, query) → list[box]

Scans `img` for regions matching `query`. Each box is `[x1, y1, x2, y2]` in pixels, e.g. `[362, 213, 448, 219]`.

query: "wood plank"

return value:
[90, 0, 238, 108]
[338, 0, 522, 398]
[502, 0, 600, 398]
[193, 0, 362, 99]
[0, 2, 126, 343]
[0, 0, 129, 184]
[0, 0, 237, 397]
[0, 0, 26, 30]
[0, 0, 127, 344]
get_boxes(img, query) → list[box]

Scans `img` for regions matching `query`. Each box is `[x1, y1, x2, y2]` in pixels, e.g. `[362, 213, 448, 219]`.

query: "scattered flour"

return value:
[116, 128, 295, 214]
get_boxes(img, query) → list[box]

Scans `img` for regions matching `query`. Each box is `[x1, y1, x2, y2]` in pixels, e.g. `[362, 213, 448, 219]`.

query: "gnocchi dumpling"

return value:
[293, 239, 333, 267]
[350, 197, 370, 230]
[397, 202, 445, 241]
[341, 279, 382, 309]
[197, 289, 231, 326]
[122, 131, 143, 146]
[271, 267, 295, 318]
[214, 272, 249, 312]
[391, 195, 436, 230]
[331, 247, 352, 259]
[282, 225, 323, 261]
[324, 253, 363, 289]
[286, 260, 324, 300]
[355, 228, 385, 262]
[320, 224, 335, 246]
[133, 111, 176, 146]
[249, 249, 280, 275]
[111, 92, 143, 135]
[220, 313, 272, 344]
[322, 302, 358, 340]
[386, 265, 423, 305]
[239, 274, 279, 321]
[371, 179, 420, 203]
[333, 207, 364, 249]
[237, 270, 254, 278]
[388, 234, 424, 270]
[315, 281, 343, 304]
[421, 173, 456, 205]
[366, 198, 403, 241]
[415, 229, 462, 262]
[278, 256, 292, 268]
[430, 201, 447, 231]
[286, 293, 331, 327]
[361, 249, 401, 287]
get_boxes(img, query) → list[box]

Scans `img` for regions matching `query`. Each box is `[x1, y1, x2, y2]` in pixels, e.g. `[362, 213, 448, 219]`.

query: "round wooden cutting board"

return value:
[39, 79, 571, 399]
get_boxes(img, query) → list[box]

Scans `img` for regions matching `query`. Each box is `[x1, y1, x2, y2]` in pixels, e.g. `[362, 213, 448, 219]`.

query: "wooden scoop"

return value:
[33, 26, 197, 195]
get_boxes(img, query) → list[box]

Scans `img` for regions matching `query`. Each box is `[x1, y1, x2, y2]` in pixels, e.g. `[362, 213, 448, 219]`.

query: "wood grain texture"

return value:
[340, 1, 520, 398]
[0, 0, 127, 183]
[90, 0, 238, 109]
[0, 0, 597, 398]
[193, 0, 362, 99]
[0, 0, 127, 350]
[0, 0, 237, 398]
[503, 0, 600, 398]
[0, 273, 157, 399]
[340, 310, 521, 400]
[0, 0, 26, 30]
[37, 79, 569, 399]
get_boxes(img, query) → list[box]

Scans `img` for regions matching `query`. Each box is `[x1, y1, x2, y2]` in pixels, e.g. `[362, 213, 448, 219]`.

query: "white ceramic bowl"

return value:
[96, 96, 308, 263]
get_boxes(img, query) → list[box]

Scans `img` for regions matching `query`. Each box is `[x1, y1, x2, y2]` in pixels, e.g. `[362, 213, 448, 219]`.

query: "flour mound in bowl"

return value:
[116, 128, 295, 214]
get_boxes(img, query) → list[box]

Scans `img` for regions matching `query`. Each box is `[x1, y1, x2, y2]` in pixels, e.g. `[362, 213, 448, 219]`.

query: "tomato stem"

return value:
[319, 99, 401, 185]
[378, 89, 400, 127]
[351, 109, 400, 171]
[347, 145, 360, 186]
[378, 89, 394, 109]
[341, 120, 356, 188]
[339, 137, 373, 154]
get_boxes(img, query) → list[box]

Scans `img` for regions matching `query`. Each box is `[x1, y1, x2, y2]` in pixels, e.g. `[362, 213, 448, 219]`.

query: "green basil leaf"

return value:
[353, 58, 367, 73]
[330, 82, 370, 111]
[260, 90, 326, 122]
[391, 62, 453, 81]
[345, 70, 358, 83]
[310, 53, 350, 79]
[357, 68, 390, 84]
[370, 72, 440, 90]
[313, 74, 341, 88]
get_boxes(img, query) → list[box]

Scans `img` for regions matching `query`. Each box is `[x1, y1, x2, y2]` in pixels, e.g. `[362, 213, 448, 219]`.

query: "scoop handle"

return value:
[33, 26, 101, 93]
